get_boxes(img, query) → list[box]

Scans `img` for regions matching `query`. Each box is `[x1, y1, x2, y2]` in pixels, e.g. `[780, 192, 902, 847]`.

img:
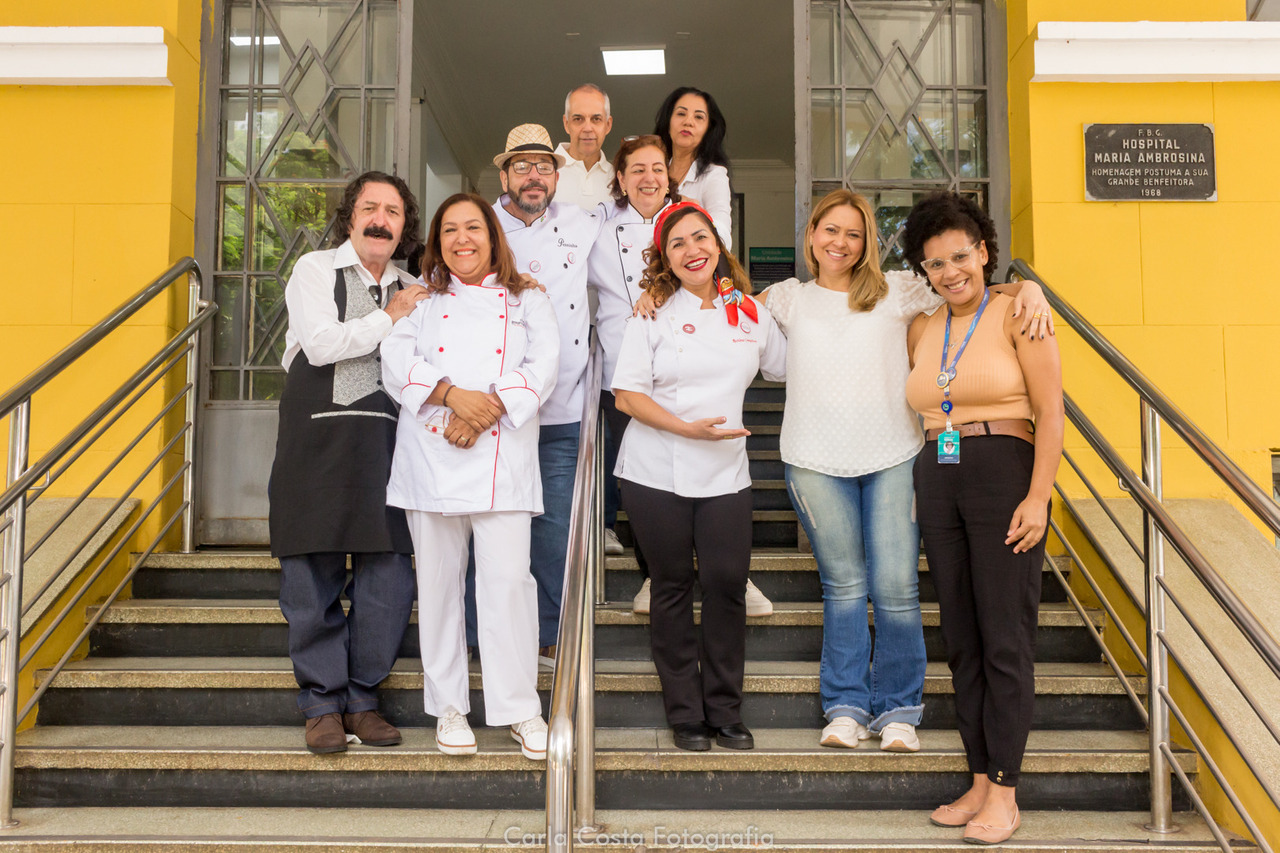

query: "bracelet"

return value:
[442, 385, 454, 407]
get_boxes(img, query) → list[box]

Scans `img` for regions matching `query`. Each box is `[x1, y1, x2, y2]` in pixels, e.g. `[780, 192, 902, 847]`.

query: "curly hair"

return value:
[900, 191, 999, 283]
[803, 189, 887, 312]
[329, 171, 422, 262]
[608, 135, 681, 210]
[652, 87, 731, 175]
[640, 206, 751, 308]
[419, 193, 529, 295]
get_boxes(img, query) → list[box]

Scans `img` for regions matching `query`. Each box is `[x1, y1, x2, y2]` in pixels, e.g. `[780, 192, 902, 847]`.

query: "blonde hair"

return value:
[803, 189, 887, 312]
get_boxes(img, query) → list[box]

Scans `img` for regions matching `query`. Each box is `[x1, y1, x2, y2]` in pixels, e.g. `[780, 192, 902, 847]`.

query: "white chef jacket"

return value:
[586, 199, 675, 390]
[555, 142, 615, 211]
[494, 198, 605, 425]
[677, 161, 732, 251]
[611, 287, 786, 498]
[281, 239, 419, 370]
[381, 274, 560, 514]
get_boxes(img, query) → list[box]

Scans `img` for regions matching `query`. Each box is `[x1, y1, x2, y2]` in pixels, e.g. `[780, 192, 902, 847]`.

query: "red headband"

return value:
[653, 200, 714, 248]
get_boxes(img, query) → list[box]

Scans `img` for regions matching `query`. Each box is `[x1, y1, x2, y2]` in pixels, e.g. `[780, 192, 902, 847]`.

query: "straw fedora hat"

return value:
[493, 123, 567, 169]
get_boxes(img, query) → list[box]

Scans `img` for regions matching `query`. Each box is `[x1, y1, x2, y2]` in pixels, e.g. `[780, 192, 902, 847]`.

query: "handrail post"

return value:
[575, 420, 604, 835]
[182, 273, 201, 553]
[1141, 400, 1176, 833]
[0, 401, 32, 828]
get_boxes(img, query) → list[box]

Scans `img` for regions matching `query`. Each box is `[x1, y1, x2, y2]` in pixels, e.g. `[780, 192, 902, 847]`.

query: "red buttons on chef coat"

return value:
[491, 430, 497, 436]
[438, 347, 444, 352]
[496, 348, 502, 354]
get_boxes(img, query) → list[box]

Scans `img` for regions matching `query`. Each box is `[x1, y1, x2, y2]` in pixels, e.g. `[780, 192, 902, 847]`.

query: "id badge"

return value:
[937, 429, 960, 464]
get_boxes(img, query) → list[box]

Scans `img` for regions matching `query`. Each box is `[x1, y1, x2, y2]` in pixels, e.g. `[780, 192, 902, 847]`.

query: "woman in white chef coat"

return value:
[382, 192, 559, 761]
[612, 201, 785, 752]
[653, 87, 734, 250]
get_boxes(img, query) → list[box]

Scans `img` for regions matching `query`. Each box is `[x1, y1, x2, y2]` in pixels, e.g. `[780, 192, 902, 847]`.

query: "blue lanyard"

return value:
[937, 287, 989, 425]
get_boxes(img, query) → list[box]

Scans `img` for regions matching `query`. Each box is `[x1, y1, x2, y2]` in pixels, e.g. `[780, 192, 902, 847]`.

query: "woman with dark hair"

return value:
[903, 191, 1063, 844]
[612, 201, 786, 751]
[381, 192, 560, 762]
[653, 87, 734, 250]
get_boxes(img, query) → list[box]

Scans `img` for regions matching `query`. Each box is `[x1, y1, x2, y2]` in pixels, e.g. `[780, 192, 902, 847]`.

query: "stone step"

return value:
[132, 551, 1071, 605]
[85, 600, 1100, 663]
[12, 727, 1191, 812]
[34, 658, 1144, 731]
[0, 807, 1243, 852]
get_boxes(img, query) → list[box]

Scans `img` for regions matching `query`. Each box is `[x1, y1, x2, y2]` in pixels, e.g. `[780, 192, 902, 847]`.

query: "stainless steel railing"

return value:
[1011, 259, 1280, 852]
[0, 257, 214, 828]
[546, 329, 604, 852]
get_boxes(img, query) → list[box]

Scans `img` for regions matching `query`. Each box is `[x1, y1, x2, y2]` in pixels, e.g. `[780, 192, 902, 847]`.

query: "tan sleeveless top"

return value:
[906, 292, 1033, 431]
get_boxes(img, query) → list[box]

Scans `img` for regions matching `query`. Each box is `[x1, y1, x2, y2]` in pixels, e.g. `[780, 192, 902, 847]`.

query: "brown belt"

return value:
[925, 419, 1035, 445]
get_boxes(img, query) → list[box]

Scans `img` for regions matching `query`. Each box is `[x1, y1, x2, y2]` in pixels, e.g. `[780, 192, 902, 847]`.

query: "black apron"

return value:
[268, 266, 412, 557]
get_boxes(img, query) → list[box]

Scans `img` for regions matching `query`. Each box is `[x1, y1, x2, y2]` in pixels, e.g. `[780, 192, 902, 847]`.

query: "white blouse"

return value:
[381, 274, 560, 514]
[611, 287, 786, 498]
[677, 161, 732, 251]
[763, 270, 940, 477]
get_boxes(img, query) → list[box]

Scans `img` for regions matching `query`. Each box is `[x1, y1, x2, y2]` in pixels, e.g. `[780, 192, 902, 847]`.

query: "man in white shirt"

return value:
[555, 84, 615, 211]
[489, 124, 605, 666]
[269, 171, 429, 755]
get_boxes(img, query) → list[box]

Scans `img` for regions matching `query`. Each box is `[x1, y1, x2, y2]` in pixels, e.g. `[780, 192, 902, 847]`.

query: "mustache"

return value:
[519, 182, 547, 194]
[363, 225, 395, 240]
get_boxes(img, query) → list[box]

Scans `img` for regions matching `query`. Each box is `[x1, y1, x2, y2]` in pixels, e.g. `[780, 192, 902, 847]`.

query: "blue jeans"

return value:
[786, 458, 925, 731]
[278, 551, 415, 718]
[530, 422, 580, 647]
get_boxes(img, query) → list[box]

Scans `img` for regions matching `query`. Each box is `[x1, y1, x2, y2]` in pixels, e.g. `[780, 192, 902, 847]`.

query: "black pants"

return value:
[602, 391, 648, 579]
[913, 436, 1046, 787]
[622, 480, 752, 727]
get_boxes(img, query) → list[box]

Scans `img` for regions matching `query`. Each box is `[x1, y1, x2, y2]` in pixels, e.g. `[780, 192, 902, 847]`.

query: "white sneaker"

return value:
[511, 716, 548, 760]
[604, 528, 624, 555]
[632, 578, 651, 615]
[879, 721, 920, 752]
[820, 716, 871, 748]
[435, 709, 477, 755]
[745, 579, 773, 617]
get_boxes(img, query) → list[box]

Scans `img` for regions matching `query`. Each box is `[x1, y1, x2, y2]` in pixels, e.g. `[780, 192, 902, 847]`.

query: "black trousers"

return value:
[622, 480, 753, 727]
[602, 391, 648, 579]
[913, 436, 1046, 787]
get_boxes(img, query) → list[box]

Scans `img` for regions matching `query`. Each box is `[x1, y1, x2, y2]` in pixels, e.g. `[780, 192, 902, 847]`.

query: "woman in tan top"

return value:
[903, 192, 1063, 845]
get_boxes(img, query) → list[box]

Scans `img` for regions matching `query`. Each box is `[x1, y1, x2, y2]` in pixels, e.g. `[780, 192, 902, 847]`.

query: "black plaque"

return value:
[1084, 123, 1215, 201]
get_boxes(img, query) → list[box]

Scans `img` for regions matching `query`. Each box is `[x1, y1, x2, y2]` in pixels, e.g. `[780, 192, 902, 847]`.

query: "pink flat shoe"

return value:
[963, 807, 1021, 845]
[930, 803, 979, 827]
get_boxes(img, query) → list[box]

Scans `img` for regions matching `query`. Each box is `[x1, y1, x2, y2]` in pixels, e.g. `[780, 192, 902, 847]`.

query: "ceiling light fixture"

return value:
[601, 48, 665, 76]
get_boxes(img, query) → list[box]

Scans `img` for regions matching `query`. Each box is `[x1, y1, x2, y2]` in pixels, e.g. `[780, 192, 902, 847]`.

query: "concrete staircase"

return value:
[2, 382, 1253, 850]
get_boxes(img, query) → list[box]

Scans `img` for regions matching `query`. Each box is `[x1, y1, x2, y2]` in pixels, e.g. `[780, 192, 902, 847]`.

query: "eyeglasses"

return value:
[509, 160, 556, 175]
[920, 243, 979, 276]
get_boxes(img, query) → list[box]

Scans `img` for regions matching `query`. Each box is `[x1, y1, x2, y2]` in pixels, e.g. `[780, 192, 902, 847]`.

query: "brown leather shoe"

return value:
[342, 710, 402, 747]
[305, 712, 347, 754]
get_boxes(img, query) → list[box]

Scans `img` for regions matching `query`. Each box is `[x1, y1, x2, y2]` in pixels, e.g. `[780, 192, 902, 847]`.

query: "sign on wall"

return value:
[1084, 124, 1216, 202]
[749, 247, 797, 289]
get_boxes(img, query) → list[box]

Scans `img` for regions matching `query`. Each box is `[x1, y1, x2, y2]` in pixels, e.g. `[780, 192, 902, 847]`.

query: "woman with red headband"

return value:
[611, 201, 786, 751]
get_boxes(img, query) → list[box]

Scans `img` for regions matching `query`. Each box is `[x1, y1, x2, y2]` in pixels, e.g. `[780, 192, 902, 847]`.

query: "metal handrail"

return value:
[0, 257, 213, 829]
[1010, 259, 1280, 540]
[1014, 259, 1280, 850]
[546, 331, 604, 852]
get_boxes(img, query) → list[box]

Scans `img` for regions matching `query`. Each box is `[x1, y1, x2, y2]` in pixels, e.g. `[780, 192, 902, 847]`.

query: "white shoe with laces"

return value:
[511, 716, 548, 761]
[879, 721, 920, 752]
[819, 716, 871, 748]
[435, 709, 477, 755]
[604, 528, 624, 555]
[745, 579, 773, 617]
[632, 578, 651, 615]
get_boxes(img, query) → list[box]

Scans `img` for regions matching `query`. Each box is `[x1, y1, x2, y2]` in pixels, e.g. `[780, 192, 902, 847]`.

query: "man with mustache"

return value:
[269, 171, 429, 754]
[488, 124, 606, 669]
[555, 84, 615, 211]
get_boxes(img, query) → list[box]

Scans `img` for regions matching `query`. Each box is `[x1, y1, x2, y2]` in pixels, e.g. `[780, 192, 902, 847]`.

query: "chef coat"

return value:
[586, 199, 676, 390]
[611, 287, 786, 498]
[381, 274, 560, 514]
[494, 198, 605, 425]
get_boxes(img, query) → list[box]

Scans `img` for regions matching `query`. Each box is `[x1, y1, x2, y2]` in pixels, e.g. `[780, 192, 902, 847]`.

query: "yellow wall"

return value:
[1009, 1, 1278, 843]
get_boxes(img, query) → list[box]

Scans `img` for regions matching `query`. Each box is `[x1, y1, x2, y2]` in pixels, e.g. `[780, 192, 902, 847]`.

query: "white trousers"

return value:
[406, 509, 541, 726]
